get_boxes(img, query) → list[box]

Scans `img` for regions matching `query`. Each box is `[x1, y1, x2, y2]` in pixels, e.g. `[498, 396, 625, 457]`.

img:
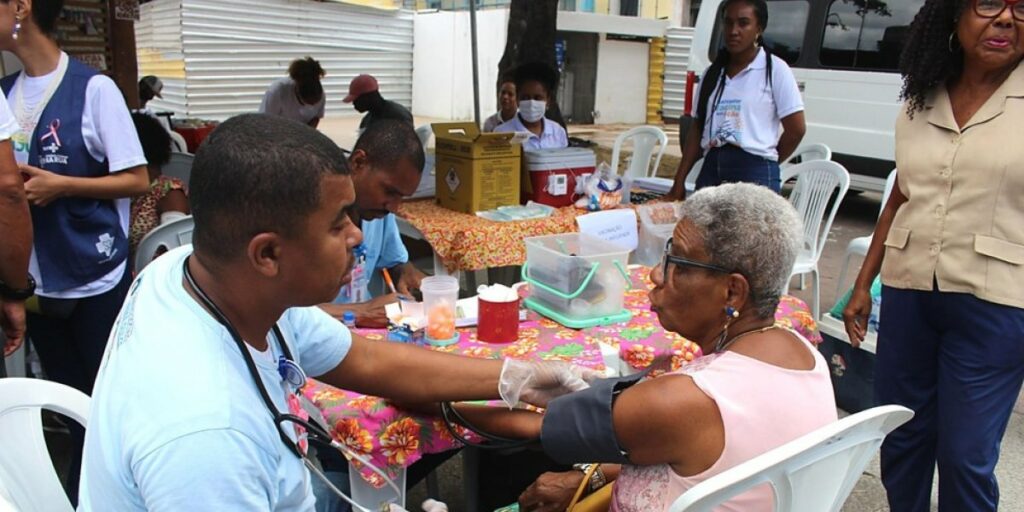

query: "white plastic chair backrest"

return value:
[162, 151, 194, 188]
[685, 158, 704, 196]
[780, 160, 850, 262]
[0, 378, 90, 512]
[415, 124, 433, 150]
[611, 125, 668, 179]
[781, 143, 832, 169]
[878, 169, 897, 218]
[167, 130, 188, 154]
[668, 405, 913, 512]
[134, 215, 195, 272]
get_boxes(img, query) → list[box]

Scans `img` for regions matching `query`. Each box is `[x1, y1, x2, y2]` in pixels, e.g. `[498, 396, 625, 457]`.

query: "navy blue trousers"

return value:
[696, 145, 781, 193]
[876, 285, 1024, 512]
[26, 269, 131, 505]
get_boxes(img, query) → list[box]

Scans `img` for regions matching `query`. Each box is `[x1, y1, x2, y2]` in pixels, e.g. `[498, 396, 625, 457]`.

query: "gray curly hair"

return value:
[679, 183, 803, 318]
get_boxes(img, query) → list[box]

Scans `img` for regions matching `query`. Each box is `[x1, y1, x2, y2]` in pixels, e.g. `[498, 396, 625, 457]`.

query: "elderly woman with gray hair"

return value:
[455, 183, 838, 511]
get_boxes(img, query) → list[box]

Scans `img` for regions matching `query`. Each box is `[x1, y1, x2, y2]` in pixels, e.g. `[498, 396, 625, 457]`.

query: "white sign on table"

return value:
[575, 209, 639, 251]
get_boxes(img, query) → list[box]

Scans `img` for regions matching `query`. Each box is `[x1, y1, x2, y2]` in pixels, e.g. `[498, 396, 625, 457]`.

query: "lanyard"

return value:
[12, 52, 69, 143]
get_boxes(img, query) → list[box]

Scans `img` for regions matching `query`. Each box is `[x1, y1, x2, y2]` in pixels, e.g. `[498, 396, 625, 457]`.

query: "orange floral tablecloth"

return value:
[302, 267, 822, 488]
[397, 199, 580, 273]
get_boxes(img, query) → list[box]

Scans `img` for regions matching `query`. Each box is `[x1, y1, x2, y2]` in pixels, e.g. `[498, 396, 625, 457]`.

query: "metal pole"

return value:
[469, 0, 481, 124]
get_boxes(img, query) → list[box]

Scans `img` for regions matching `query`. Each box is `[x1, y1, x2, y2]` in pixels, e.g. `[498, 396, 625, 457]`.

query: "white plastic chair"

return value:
[0, 378, 91, 512]
[781, 143, 833, 170]
[167, 130, 188, 154]
[684, 158, 704, 196]
[781, 160, 851, 320]
[668, 405, 914, 512]
[162, 151, 194, 188]
[835, 169, 898, 298]
[415, 124, 433, 150]
[134, 215, 195, 272]
[610, 126, 669, 179]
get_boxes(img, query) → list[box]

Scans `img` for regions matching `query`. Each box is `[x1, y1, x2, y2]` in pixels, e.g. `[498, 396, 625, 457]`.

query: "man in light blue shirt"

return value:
[78, 114, 593, 511]
[322, 119, 427, 327]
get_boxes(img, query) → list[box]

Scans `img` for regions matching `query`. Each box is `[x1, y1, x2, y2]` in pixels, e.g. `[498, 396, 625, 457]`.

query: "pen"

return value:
[382, 268, 398, 295]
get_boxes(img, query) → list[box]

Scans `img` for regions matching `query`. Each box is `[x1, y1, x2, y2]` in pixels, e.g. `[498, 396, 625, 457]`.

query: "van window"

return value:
[708, 0, 810, 65]
[820, 0, 924, 71]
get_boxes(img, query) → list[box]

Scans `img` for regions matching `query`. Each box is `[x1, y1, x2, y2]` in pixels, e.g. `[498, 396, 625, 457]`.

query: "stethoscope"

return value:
[181, 257, 403, 511]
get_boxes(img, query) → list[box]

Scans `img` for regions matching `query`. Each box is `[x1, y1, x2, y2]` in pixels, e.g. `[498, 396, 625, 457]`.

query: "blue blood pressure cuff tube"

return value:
[540, 371, 647, 464]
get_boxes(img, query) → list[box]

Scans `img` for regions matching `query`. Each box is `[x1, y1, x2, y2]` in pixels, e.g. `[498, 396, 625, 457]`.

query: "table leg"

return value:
[462, 446, 481, 512]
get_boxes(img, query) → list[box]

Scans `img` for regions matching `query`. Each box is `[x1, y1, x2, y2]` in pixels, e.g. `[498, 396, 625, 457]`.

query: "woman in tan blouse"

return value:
[844, 1, 1024, 511]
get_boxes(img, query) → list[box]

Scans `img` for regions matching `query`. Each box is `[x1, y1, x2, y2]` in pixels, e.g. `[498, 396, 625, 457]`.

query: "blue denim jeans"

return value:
[696, 145, 781, 193]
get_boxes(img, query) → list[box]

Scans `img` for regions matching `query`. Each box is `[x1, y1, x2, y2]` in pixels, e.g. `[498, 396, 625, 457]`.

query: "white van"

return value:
[682, 0, 925, 192]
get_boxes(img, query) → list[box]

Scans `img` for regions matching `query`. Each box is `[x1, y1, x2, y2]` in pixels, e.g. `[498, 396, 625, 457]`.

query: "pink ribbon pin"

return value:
[40, 119, 61, 147]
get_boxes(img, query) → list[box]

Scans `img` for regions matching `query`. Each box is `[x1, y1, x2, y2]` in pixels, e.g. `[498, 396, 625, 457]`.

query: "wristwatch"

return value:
[572, 463, 607, 493]
[0, 274, 36, 300]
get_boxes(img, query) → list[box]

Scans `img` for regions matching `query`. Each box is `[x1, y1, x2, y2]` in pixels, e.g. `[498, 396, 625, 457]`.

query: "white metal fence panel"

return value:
[662, 25, 694, 120]
[138, 0, 414, 121]
[136, 0, 187, 116]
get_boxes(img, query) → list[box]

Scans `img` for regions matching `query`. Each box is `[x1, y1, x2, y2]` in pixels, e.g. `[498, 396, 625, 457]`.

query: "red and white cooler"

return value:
[524, 148, 596, 207]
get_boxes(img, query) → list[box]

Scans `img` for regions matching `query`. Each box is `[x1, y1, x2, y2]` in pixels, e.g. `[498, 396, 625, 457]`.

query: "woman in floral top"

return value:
[129, 113, 189, 263]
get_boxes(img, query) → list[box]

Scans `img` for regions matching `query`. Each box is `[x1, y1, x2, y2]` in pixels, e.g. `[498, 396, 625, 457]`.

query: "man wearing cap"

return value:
[138, 75, 163, 110]
[344, 74, 413, 131]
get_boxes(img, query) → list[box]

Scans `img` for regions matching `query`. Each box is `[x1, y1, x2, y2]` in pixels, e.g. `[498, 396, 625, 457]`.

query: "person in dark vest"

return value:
[0, 0, 149, 503]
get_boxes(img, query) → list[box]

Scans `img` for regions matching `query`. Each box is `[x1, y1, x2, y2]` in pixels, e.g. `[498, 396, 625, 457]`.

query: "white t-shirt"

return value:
[79, 246, 352, 511]
[259, 77, 326, 125]
[0, 92, 17, 140]
[482, 110, 516, 133]
[494, 115, 569, 150]
[699, 48, 803, 161]
[8, 52, 147, 297]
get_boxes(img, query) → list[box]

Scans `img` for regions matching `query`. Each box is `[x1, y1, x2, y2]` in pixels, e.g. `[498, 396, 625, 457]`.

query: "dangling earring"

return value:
[714, 306, 741, 353]
[12, 16, 21, 41]
[948, 31, 959, 53]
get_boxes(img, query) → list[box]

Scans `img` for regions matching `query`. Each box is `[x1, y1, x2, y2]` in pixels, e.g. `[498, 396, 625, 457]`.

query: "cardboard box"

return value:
[817, 314, 879, 413]
[432, 122, 521, 213]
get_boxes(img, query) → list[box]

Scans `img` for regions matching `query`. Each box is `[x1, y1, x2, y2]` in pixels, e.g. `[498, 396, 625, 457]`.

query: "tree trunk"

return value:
[497, 0, 566, 129]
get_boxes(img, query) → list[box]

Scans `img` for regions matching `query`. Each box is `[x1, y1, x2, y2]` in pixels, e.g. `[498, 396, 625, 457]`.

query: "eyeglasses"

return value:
[659, 238, 733, 283]
[975, 0, 1024, 21]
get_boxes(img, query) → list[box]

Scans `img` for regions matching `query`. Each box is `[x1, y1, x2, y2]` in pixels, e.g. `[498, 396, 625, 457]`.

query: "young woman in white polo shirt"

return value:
[666, 0, 805, 199]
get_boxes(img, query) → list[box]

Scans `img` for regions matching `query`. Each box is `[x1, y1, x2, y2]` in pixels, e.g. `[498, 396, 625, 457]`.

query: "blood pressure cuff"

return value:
[540, 371, 647, 464]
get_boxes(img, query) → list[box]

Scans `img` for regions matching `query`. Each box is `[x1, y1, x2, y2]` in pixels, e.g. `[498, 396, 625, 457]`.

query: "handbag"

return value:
[566, 464, 614, 512]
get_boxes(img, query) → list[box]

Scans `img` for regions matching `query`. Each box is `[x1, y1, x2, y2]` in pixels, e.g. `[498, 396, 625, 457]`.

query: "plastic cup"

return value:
[478, 295, 520, 343]
[421, 275, 460, 345]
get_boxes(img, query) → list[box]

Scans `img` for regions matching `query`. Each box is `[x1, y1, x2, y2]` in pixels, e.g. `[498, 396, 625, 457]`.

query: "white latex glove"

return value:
[499, 359, 601, 409]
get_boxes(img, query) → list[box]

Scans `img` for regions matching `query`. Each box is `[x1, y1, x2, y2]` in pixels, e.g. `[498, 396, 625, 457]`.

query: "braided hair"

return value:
[696, 0, 775, 135]
[899, 0, 967, 117]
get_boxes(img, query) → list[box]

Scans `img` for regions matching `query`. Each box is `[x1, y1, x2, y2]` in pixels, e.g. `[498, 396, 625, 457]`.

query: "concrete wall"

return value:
[412, 9, 509, 121]
[594, 36, 650, 124]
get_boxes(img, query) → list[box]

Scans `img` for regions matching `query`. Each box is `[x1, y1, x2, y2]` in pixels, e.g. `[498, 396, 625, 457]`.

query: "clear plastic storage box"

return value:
[522, 233, 632, 328]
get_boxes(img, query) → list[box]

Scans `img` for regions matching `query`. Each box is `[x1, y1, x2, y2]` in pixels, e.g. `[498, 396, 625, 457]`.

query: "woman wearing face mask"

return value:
[494, 62, 568, 150]
[483, 78, 517, 132]
[664, 0, 805, 200]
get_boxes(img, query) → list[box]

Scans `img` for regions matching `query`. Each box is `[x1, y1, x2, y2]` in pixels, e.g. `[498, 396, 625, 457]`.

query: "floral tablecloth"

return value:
[303, 266, 821, 487]
[397, 199, 580, 273]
